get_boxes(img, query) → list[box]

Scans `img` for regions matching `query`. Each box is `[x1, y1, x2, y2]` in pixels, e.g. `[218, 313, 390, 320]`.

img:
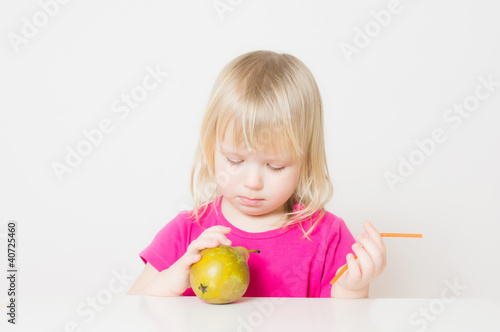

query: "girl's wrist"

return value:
[331, 282, 369, 299]
[141, 267, 185, 297]
[162, 264, 189, 296]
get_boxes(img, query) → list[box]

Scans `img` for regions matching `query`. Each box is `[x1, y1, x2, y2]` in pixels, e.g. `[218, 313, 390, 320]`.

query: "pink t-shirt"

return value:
[139, 195, 356, 298]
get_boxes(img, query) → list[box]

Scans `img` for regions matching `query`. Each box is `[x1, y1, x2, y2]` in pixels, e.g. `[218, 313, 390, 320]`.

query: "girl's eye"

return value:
[225, 158, 285, 172]
[269, 165, 286, 172]
[226, 158, 242, 167]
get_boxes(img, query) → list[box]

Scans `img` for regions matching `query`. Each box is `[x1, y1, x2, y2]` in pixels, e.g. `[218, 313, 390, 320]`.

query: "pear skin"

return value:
[189, 245, 260, 304]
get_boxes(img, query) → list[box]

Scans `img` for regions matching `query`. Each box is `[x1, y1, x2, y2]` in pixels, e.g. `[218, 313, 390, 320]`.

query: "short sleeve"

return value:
[319, 216, 356, 297]
[139, 211, 190, 272]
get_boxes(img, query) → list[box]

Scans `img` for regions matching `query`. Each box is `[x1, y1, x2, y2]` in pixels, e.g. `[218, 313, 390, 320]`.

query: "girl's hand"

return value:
[334, 221, 387, 293]
[166, 226, 232, 296]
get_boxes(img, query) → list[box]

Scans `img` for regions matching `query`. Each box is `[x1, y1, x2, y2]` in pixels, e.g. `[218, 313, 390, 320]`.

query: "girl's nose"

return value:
[243, 167, 264, 191]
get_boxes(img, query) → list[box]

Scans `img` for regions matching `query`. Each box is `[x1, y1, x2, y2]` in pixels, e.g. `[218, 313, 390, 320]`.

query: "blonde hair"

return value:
[188, 50, 333, 241]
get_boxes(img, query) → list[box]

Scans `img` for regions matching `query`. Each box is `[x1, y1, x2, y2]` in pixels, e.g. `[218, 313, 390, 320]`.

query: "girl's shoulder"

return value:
[293, 201, 346, 227]
[152, 203, 221, 242]
[178, 199, 222, 226]
[295, 206, 351, 238]
[322, 210, 348, 226]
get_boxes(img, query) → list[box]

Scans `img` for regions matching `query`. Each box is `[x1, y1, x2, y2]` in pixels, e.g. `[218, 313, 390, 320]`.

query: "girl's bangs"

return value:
[216, 90, 301, 162]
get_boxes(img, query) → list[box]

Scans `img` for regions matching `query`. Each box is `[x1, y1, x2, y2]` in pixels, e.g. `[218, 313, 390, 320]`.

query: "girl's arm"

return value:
[127, 263, 182, 296]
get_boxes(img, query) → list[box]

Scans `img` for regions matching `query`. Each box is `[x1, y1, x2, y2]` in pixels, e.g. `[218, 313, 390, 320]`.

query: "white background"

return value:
[1, 0, 499, 329]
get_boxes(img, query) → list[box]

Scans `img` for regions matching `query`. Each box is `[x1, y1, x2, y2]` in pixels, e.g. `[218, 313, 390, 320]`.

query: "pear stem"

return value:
[249, 250, 261, 253]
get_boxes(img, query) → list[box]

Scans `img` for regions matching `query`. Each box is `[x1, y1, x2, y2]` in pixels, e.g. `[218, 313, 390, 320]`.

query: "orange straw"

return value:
[330, 233, 422, 285]
[379, 233, 422, 238]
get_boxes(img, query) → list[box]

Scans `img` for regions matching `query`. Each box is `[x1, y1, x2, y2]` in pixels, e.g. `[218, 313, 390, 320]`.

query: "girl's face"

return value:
[214, 126, 300, 221]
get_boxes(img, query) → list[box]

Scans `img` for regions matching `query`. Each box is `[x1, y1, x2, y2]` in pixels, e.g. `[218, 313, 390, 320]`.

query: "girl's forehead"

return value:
[219, 137, 292, 161]
[218, 120, 295, 160]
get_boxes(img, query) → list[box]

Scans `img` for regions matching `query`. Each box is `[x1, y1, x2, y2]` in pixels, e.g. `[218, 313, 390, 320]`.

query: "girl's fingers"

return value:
[351, 243, 374, 280]
[363, 221, 385, 249]
[345, 253, 361, 281]
[187, 253, 202, 265]
[205, 226, 232, 234]
[202, 233, 231, 246]
[344, 222, 387, 285]
[336, 263, 347, 276]
[356, 237, 385, 270]
[181, 238, 219, 268]
[199, 226, 232, 243]
[179, 227, 234, 270]
[198, 228, 232, 245]
[187, 238, 219, 254]
[206, 236, 227, 248]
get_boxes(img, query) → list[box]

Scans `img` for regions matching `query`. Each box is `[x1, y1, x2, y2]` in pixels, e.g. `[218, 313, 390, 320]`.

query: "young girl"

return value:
[127, 50, 386, 299]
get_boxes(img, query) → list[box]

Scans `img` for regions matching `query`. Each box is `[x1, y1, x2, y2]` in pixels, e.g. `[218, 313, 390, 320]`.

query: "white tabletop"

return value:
[2, 295, 499, 332]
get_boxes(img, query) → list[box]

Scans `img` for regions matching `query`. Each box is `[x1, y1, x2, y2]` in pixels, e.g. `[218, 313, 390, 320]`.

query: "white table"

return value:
[2, 296, 499, 331]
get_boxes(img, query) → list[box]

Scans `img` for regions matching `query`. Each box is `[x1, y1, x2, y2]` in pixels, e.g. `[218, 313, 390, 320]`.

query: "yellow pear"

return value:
[189, 245, 260, 304]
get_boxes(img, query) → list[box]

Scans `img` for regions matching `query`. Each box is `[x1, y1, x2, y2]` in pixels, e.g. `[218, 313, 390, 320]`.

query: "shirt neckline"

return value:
[214, 195, 296, 239]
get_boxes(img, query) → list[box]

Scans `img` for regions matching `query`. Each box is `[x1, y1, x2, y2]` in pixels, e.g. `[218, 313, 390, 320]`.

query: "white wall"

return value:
[1, 0, 499, 324]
